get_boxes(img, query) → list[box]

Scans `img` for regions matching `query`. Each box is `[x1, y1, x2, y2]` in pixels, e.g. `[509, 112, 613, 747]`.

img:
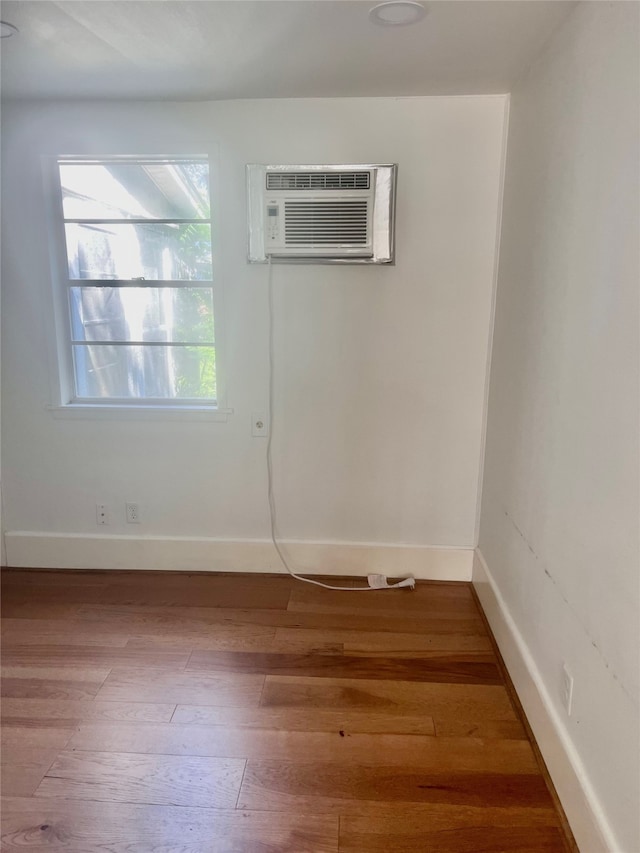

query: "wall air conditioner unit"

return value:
[247, 164, 396, 264]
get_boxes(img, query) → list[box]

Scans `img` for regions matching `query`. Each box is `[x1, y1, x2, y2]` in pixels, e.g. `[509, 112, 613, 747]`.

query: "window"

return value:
[51, 157, 219, 410]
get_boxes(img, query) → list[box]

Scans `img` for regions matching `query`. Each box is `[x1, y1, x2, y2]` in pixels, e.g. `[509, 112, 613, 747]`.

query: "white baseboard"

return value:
[473, 549, 616, 853]
[3, 531, 473, 580]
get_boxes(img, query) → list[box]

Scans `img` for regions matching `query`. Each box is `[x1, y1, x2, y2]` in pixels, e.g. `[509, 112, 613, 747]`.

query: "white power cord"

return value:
[265, 254, 415, 592]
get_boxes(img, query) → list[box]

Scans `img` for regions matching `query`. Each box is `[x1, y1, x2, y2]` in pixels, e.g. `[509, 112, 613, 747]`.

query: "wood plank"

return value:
[172, 705, 437, 735]
[290, 580, 475, 601]
[1, 722, 76, 750]
[3, 575, 292, 610]
[1, 645, 190, 669]
[2, 570, 113, 586]
[1, 667, 112, 700]
[343, 647, 494, 659]
[0, 602, 82, 620]
[1, 749, 61, 797]
[74, 603, 486, 636]
[1, 584, 119, 608]
[102, 578, 292, 610]
[34, 751, 246, 808]
[287, 584, 480, 618]
[65, 723, 538, 773]
[124, 628, 277, 652]
[338, 809, 564, 835]
[2, 619, 130, 647]
[272, 626, 492, 654]
[186, 650, 502, 685]
[342, 633, 492, 653]
[238, 761, 557, 813]
[434, 717, 527, 739]
[3, 617, 277, 651]
[0, 797, 339, 852]
[1, 698, 176, 724]
[95, 666, 265, 706]
[261, 675, 518, 720]
[122, 574, 293, 609]
[338, 816, 566, 852]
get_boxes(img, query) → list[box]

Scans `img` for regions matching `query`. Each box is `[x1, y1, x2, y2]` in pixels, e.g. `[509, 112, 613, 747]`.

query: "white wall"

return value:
[477, 3, 639, 851]
[1, 95, 506, 575]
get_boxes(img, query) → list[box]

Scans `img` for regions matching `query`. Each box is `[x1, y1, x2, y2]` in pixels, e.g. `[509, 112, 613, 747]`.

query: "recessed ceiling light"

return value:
[0, 21, 18, 38]
[369, 2, 427, 27]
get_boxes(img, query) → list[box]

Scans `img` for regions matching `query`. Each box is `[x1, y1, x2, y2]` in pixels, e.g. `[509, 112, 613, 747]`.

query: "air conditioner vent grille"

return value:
[284, 199, 369, 245]
[267, 171, 371, 191]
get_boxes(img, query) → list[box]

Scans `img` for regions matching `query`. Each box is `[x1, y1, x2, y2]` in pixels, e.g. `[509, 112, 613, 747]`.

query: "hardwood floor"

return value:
[0, 569, 576, 852]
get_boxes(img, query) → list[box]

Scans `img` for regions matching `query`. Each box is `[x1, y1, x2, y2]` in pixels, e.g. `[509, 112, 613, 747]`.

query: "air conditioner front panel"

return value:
[265, 195, 373, 256]
[247, 164, 396, 264]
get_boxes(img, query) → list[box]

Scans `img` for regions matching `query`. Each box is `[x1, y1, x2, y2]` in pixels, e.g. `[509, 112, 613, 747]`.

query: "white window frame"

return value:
[42, 149, 231, 421]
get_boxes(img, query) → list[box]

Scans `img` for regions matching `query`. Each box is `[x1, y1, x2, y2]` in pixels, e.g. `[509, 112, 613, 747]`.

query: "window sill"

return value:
[46, 404, 232, 422]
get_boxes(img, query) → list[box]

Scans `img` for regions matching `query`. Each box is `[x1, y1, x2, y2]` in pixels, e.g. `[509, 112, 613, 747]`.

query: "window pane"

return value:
[60, 160, 210, 220]
[65, 222, 212, 281]
[73, 344, 216, 400]
[70, 287, 214, 344]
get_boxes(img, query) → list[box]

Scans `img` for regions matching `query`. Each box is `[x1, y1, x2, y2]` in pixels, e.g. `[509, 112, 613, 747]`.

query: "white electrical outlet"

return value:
[126, 502, 140, 524]
[252, 412, 268, 437]
[562, 663, 574, 715]
[96, 503, 109, 525]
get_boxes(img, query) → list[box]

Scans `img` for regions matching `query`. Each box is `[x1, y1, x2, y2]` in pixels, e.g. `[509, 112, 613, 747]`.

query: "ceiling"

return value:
[0, 0, 577, 101]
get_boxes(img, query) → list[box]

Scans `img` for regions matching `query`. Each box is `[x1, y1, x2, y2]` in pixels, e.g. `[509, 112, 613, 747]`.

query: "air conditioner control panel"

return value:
[266, 201, 280, 243]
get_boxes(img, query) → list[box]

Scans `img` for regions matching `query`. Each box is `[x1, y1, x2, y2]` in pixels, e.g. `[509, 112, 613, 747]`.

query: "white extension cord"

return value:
[265, 255, 415, 592]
